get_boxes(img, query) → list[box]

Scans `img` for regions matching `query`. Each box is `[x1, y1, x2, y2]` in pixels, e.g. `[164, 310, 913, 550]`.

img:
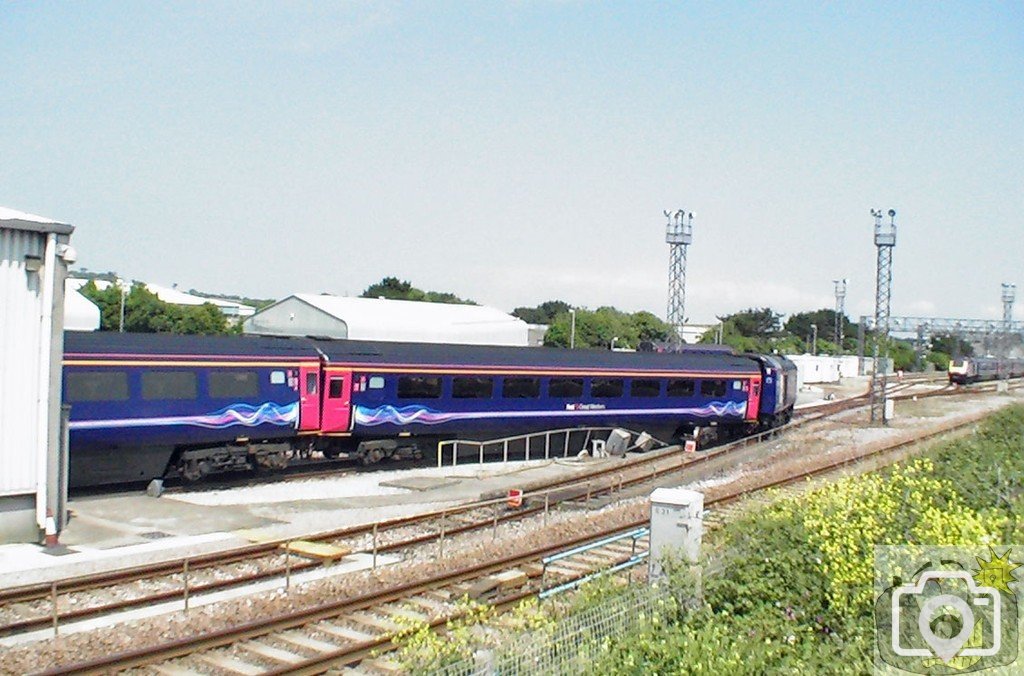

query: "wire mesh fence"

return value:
[424, 585, 673, 676]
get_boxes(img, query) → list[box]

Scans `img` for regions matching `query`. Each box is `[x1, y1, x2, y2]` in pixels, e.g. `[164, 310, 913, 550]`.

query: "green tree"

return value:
[930, 332, 973, 358]
[512, 300, 571, 325]
[360, 277, 475, 304]
[784, 309, 856, 353]
[77, 281, 230, 335]
[543, 307, 673, 349]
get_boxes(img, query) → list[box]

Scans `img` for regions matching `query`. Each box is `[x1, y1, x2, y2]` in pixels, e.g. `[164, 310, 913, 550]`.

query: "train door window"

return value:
[368, 376, 385, 389]
[209, 371, 260, 398]
[65, 371, 130, 402]
[305, 372, 318, 395]
[666, 379, 695, 397]
[502, 377, 540, 398]
[630, 379, 661, 397]
[328, 377, 345, 399]
[592, 379, 624, 398]
[453, 376, 493, 399]
[548, 378, 583, 398]
[397, 376, 442, 399]
[701, 379, 728, 397]
[142, 371, 197, 400]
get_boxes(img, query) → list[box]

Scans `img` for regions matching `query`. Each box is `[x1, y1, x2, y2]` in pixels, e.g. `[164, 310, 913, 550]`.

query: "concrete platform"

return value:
[0, 454, 631, 590]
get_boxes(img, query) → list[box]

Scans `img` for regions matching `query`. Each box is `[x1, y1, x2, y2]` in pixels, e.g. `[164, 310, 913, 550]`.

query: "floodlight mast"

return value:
[833, 278, 847, 353]
[870, 208, 897, 425]
[665, 209, 694, 344]
[1002, 283, 1016, 330]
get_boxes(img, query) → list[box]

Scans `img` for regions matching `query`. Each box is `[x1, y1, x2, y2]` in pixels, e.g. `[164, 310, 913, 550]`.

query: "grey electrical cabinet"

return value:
[648, 487, 704, 581]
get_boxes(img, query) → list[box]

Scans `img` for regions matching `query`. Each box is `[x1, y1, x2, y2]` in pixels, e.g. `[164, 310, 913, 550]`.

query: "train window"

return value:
[142, 371, 197, 400]
[270, 371, 286, 385]
[548, 378, 583, 398]
[701, 379, 728, 397]
[592, 379, 624, 398]
[65, 371, 129, 402]
[209, 371, 260, 398]
[305, 372, 318, 395]
[453, 376, 493, 399]
[368, 376, 385, 389]
[328, 377, 345, 399]
[502, 377, 540, 398]
[666, 379, 695, 397]
[630, 379, 661, 397]
[397, 376, 442, 399]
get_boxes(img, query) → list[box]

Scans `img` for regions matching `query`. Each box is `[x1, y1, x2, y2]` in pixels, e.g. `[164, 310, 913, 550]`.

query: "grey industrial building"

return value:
[243, 294, 531, 346]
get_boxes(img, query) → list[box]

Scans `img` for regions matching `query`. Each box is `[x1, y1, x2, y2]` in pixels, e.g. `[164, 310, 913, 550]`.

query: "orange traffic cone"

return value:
[44, 509, 59, 547]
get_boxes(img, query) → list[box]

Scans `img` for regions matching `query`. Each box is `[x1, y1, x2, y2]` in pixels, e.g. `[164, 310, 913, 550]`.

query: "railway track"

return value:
[0, 377, 1007, 644]
[34, 380, 1006, 675]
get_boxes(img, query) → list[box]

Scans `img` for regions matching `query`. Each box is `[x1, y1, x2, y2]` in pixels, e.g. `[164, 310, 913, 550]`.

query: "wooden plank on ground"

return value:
[281, 540, 350, 562]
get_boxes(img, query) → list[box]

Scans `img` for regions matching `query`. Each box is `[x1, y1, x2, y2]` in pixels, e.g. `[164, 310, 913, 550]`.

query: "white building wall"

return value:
[0, 228, 46, 496]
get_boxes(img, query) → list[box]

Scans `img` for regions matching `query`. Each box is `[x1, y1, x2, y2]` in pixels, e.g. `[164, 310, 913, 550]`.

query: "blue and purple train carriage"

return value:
[63, 332, 798, 488]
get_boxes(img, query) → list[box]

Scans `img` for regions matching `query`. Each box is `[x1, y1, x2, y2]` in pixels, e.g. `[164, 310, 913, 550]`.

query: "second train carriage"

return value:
[948, 356, 1024, 384]
[63, 332, 798, 488]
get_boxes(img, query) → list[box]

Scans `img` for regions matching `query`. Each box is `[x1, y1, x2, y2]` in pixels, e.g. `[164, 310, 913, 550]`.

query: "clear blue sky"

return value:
[3, 2, 1022, 324]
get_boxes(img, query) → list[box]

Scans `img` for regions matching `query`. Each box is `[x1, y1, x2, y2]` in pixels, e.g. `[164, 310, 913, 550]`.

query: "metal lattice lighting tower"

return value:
[665, 209, 694, 343]
[1002, 283, 1016, 330]
[870, 208, 897, 425]
[833, 278, 847, 353]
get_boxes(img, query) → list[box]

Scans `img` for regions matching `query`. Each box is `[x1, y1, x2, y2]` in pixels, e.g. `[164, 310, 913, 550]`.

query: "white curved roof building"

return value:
[243, 294, 530, 346]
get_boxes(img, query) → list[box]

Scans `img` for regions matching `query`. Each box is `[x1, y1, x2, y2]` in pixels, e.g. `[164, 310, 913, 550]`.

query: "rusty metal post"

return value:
[586, 482, 591, 506]
[439, 510, 446, 558]
[372, 522, 379, 569]
[51, 581, 58, 637]
[285, 541, 292, 591]
[492, 503, 498, 540]
[183, 558, 190, 612]
[543, 493, 549, 527]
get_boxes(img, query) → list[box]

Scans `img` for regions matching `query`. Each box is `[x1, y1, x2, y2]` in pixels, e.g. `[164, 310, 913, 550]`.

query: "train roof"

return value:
[63, 332, 762, 374]
[63, 331, 319, 358]
[311, 337, 760, 373]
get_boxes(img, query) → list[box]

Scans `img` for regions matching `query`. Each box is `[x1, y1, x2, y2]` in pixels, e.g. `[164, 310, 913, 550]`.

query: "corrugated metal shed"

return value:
[0, 206, 74, 542]
[243, 295, 530, 346]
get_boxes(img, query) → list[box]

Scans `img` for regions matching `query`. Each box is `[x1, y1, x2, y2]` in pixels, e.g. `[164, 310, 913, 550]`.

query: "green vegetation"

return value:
[589, 404, 1024, 673]
[360, 277, 477, 304]
[388, 406, 1024, 674]
[77, 280, 237, 335]
[542, 307, 673, 349]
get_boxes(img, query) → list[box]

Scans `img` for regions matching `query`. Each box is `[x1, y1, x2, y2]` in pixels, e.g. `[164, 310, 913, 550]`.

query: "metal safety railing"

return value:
[539, 527, 650, 599]
[436, 427, 650, 468]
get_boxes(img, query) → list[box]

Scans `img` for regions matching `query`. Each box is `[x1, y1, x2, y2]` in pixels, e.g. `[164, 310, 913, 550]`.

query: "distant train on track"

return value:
[62, 332, 798, 488]
[947, 356, 1024, 384]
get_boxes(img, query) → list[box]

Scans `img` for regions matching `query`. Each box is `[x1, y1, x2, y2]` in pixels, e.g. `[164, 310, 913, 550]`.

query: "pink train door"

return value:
[321, 368, 353, 433]
[746, 378, 762, 421]
[298, 364, 321, 431]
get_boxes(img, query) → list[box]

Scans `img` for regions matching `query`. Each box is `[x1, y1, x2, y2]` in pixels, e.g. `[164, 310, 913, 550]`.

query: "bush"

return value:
[592, 405, 1024, 674]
